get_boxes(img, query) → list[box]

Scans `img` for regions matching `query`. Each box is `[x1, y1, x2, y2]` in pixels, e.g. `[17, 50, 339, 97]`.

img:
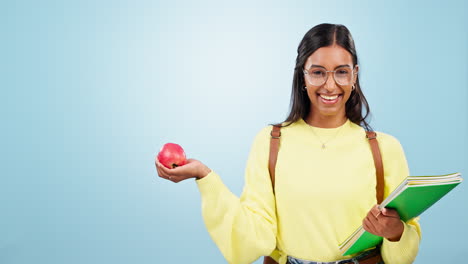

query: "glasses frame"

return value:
[303, 66, 357, 86]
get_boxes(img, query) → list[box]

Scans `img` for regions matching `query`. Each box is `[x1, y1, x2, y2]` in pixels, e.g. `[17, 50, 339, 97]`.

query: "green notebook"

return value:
[339, 172, 463, 256]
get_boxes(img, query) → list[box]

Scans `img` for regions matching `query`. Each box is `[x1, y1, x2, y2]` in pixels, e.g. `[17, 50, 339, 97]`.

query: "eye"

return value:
[309, 68, 325, 77]
[312, 71, 323, 75]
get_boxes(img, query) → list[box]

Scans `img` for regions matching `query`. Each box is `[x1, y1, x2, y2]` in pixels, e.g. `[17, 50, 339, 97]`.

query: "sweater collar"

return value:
[296, 118, 355, 137]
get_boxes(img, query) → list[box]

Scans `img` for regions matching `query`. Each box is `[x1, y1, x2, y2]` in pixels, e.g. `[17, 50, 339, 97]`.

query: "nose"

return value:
[323, 72, 337, 91]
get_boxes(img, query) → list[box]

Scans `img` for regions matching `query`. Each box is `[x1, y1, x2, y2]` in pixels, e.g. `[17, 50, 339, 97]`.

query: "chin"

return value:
[318, 107, 342, 116]
[320, 111, 340, 117]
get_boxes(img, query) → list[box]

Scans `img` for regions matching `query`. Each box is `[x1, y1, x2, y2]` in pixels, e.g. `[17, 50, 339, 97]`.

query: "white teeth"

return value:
[320, 94, 339, 100]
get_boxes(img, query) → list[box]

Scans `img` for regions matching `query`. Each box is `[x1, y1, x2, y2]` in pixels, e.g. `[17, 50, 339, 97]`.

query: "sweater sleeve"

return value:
[379, 133, 422, 264]
[195, 126, 277, 264]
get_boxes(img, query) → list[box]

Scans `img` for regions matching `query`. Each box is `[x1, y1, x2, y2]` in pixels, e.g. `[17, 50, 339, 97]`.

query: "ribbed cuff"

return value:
[381, 220, 419, 264]
[195, 170, 223, 195]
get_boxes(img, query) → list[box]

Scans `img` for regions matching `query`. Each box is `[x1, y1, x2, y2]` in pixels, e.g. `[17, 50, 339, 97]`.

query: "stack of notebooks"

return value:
[339, 172, 463, 256]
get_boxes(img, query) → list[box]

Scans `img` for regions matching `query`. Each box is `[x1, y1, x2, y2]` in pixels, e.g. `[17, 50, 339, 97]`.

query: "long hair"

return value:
[272, 23, 372, 131]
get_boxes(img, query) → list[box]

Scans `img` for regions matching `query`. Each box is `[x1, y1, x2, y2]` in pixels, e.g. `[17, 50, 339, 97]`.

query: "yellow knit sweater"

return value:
[196, 118, 421, 264]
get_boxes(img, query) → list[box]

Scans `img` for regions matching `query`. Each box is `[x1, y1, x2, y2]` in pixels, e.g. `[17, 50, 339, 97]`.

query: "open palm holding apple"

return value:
[155, 143, 211, 183]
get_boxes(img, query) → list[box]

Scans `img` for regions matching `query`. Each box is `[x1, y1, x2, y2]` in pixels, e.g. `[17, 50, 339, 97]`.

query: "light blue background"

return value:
[1, 0, 467, 263]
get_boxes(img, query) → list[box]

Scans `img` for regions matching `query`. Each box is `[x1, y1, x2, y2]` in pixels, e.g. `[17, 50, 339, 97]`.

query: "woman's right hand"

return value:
[155, 158, 212, 183]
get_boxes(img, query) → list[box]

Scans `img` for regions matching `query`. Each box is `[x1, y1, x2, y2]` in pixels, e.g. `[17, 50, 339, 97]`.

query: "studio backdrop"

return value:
[1, 0, 467, 263]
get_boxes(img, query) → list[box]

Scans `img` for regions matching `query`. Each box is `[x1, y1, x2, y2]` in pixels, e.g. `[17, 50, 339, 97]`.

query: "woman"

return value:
[155, 23, 421, 264]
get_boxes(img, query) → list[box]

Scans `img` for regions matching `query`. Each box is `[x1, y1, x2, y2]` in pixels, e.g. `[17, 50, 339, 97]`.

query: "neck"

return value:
[305, 114, 348, 128]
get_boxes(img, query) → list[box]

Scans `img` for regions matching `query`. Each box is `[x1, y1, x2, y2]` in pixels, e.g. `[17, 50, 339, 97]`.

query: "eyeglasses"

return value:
[303, 66, 357, 86]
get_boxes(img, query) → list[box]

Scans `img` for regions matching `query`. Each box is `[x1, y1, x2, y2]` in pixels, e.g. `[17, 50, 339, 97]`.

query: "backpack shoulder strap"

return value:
[264, 124, 282, 264]
[268, 125, 282, 193]
[366, 131, 385, 204]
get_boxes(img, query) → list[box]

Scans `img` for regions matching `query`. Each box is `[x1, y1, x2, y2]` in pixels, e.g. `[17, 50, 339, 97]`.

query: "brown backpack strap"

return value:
[263, 255, 278, 264]
[264, 125, 281, 264]
[366, 131, 385, 204]
[268, 125, 282, 193]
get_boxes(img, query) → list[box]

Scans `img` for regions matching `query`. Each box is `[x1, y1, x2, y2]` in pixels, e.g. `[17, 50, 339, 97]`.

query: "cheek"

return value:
[341, 86, 353, 98]
[342, 86, 354, 101]
[305, 86, 320, 96]
[306, 90, 318, 102]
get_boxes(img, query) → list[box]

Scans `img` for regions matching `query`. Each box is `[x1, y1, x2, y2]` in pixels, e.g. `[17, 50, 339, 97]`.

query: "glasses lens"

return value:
[305, 68, 327, 86]
[334, 67, 353, 85]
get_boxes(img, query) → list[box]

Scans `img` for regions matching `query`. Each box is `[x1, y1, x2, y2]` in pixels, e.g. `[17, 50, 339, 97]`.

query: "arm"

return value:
[195, 126, 277, 264]
[378, 134, 422, 264]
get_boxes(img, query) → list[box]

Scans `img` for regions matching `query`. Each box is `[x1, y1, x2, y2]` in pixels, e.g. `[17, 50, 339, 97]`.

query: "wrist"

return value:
[386, 221, 404, 242]
[387, 234, 402, 242]
[197, 166, 211, 180]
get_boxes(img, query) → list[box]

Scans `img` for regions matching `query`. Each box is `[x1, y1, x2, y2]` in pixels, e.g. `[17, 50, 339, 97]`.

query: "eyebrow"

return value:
[308, 64, 352, 70]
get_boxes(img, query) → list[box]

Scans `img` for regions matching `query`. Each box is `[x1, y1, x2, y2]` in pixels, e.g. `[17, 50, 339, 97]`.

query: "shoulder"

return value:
[375, 131, 401, 145]
[375, 131, 406, 156]
[245, 125, 276, 161]
[255, 121, 291, 138]
[251, 121, 294, 147]
[255, 125, 274, 140]
[373, 131, 410, 189]
[248, 125, 273, 152]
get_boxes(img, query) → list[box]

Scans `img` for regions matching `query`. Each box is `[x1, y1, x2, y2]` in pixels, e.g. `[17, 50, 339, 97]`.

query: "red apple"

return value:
[157, 143, 187, 169]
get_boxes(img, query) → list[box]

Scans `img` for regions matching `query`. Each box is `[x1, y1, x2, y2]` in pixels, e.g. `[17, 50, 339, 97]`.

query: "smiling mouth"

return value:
[317, 93, 342, 104]
[319, 94, 339, 100]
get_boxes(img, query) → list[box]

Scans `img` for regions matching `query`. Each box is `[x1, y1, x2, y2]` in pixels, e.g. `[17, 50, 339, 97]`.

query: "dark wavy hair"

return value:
[272, 23, 372, 131]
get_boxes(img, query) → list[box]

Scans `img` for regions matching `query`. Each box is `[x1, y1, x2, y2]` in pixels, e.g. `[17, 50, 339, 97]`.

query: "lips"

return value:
[318, 93, 342, 104]
[320, 94, 339, 100]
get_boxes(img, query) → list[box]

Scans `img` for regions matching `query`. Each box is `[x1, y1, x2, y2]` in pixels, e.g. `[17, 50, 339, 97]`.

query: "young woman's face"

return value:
[303, 45, 358, 120]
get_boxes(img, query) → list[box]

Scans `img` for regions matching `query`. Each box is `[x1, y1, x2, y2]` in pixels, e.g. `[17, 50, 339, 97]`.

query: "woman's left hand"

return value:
[363, 205, 404, 242]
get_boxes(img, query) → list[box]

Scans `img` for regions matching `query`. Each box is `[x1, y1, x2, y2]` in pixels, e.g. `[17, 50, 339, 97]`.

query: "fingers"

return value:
[381, 208, 401, 219]
[369, 204, 400, 220]
[155, 159, 174, 181]
[363, 217, 371, 232]
[370, 205, 381, 218]
[363, 215, 377, 235]
[364, 205, 403, 238]
[155, 157, 202, 183]
[363, 205, 382, 236]
[364, 205, 380, 226]
[155, 159, 189, 183]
